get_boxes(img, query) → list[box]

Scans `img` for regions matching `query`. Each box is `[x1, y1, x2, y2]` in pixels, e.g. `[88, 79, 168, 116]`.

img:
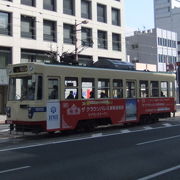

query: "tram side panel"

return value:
[57, 98, 175, 131]
[137, 98, 175, 120]
[59, 99, 126, 130]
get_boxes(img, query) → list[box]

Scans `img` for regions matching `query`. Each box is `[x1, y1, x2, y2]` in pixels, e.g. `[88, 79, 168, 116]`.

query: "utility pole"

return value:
[74, 20, 88, 63]
[74, 20, 78, 63]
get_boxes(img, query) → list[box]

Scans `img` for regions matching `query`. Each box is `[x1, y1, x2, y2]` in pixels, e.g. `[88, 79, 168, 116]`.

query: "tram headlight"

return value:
[28, 107, 33, 119]
[6, 107, 11, 118]
[29, 66, 33, 72]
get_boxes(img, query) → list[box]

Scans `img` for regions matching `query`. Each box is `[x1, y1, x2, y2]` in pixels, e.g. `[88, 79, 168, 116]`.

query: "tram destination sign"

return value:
[13, 66, 28, 73]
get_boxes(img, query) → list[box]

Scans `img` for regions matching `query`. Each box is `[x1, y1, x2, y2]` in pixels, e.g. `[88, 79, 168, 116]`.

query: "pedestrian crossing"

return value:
[117, 122, 177, 135]
[0, 129, 9, 133]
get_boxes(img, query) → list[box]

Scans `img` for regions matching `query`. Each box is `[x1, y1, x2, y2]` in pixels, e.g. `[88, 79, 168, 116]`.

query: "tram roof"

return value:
[8, 62, 175, 77]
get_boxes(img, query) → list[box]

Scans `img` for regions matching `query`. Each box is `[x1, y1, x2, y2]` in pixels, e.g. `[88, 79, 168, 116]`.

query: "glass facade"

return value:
[0, 47, 12, 68]
[0, 11, 11, 36]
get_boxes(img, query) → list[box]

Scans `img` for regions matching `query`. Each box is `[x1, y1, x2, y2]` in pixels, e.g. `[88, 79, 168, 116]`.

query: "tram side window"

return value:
[48, 79, 59, 99]
[161, 81, 168, 97]
[65, 77, 78, 99]
[169, 82, 173, 97]
[150, 81, 159, 97]
[98, 79, 110, 98]
[126, 80, 136, 98]
[139, 80, 148, 98]
[113, 79, 123, 98]
[81, 78, 95, 99]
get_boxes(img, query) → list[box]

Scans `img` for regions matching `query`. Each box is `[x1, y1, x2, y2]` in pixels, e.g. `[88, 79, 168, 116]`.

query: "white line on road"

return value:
[0, 137, 9, 143]
[163, 123, 172, 127]
[121, 129, 131, 133]
[91, 133, 102, 137]
[143, 126, 153, 130]
[1, 124, 180, 152]
[138, 164, 180, 180]
[0, 166, 31, 174]
[137, 134, 180, 146]
[0, 129, 9, 133]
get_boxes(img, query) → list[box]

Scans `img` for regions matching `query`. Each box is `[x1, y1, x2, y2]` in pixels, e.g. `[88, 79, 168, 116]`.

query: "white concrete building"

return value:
[126, 28, 178, 72]
[154, 0, 180, 60]
[0, 0, 125, 114]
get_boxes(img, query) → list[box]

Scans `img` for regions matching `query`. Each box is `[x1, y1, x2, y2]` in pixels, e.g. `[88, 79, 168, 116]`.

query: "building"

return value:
[126, 28, 178, 72]
[154, 0, 180, 60]
[0, 0, 125, 114]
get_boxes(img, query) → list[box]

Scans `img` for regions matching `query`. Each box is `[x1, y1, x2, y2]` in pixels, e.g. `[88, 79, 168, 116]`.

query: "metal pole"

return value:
[75, 20, 78, 63]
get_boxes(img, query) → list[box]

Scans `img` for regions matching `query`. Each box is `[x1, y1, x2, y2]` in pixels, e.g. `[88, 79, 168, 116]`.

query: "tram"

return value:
[5, 62, 176, 133]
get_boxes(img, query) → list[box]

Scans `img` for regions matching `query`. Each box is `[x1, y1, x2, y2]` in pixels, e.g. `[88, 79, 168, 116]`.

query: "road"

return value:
[1, 118, 180, 179]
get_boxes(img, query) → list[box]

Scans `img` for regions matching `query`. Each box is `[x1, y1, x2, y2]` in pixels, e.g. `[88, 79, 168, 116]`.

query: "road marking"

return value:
[163, 123, 172, 127]
[0, 166, 31, 174]
[121, 129, 131, 134]
[143, 126, 153, 130]
[138, 164, 180, 180]
[1, 124, 180, 152]
[0, 137, 9, 143]
[0, 129, 9, 133]
[91, 133, 102, 137]
[137, 134, 180, 146]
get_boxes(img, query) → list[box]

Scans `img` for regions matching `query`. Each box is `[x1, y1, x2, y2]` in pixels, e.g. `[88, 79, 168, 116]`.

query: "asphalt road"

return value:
[1, 122, 180, 180]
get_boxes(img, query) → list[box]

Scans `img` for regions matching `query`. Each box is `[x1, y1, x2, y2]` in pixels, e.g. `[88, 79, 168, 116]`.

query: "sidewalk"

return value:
[0, 115, 6, 125]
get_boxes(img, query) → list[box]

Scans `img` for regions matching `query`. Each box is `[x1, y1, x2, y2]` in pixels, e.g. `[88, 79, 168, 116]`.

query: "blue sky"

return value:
[125, 0, 154, 31]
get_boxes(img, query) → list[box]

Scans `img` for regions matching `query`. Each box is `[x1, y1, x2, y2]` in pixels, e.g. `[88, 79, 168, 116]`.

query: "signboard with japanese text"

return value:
[61, 99, 126, 129]
[138, 98, 175, 116]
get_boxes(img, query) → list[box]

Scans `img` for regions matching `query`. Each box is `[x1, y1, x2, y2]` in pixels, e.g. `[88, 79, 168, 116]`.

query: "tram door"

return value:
[46, 77, 61, 131]
[125, 80, 137, 121]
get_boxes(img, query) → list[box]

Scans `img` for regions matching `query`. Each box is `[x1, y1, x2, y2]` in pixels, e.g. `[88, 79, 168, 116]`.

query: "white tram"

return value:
[6, 62, 176, 133]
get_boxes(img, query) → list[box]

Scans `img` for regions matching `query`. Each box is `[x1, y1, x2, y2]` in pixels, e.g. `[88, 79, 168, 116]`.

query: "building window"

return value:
[21, 0, 35, 6]
[0, 47, 12, 68]
[63, 24, 74, 44]
[0, 11, 11, 36]
[43, 0, 56, 11]
[98, 30, 107, 49]
[21, 49, 52, 63]
[112, 33, 121, 51]
[81, 27, 93, 47]
[43, 20, 56, 42]
[112, 8, 120, 26]
[81, 0, 91, 19]
[63, 0, 75, 15]
[21, 15, 36, 39]
[97, 3, 107, 23]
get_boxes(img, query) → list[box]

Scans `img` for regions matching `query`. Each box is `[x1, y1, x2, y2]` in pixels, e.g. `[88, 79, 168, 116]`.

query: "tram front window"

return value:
[8, 75, 41, 101]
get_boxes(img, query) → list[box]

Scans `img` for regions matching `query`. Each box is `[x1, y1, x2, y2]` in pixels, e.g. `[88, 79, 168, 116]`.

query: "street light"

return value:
[74, 20, 88, 63]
